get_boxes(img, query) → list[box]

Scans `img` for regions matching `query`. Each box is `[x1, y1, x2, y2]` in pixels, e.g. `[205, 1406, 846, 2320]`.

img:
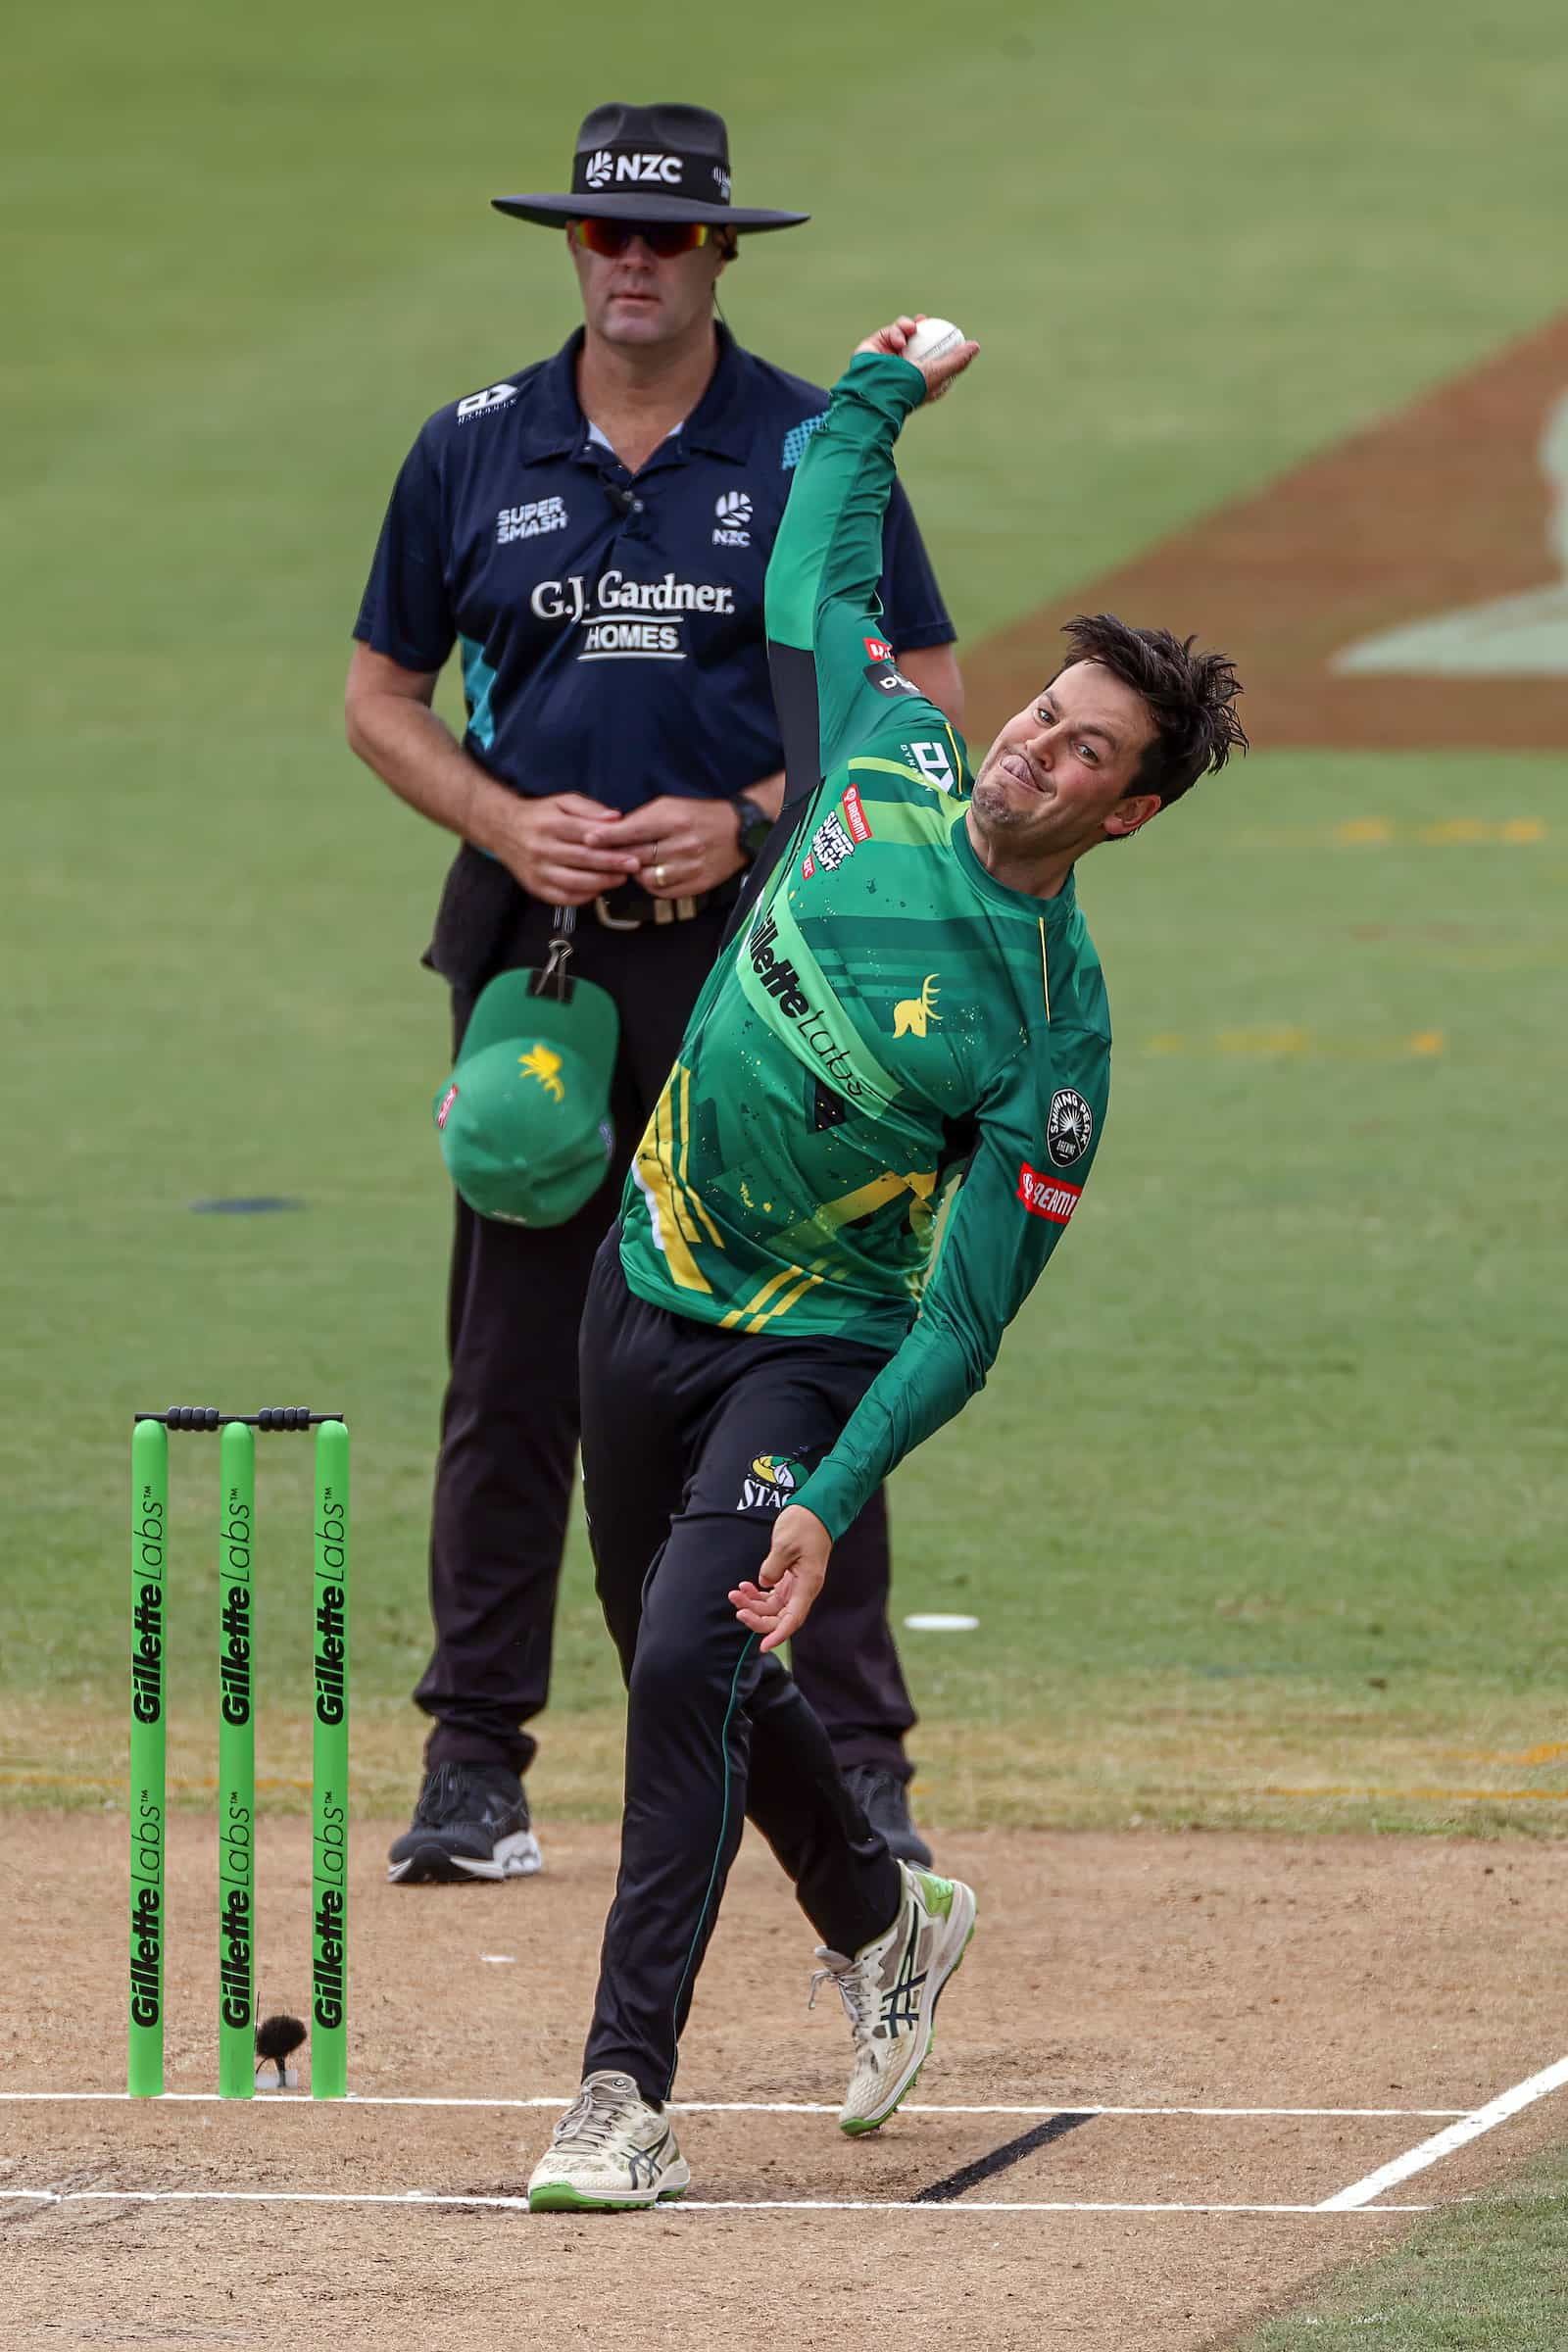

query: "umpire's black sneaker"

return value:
[842, 1766, 933, 1868]
[386, 1761, 543, 1884]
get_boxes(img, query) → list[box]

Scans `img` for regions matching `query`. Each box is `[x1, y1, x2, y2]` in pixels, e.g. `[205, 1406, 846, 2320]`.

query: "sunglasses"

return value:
[570, 217, 714, 260]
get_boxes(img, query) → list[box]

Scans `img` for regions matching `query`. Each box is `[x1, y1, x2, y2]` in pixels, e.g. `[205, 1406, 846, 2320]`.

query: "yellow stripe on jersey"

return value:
[742, 1260, 829, 1334]
[633, 1071, 718, 1294]
[774, 1168, 938, 1254]
[1038, 916, 1052, 1023]
[718, 1261, 802, 1330]
[678, 1064, 724, 1247]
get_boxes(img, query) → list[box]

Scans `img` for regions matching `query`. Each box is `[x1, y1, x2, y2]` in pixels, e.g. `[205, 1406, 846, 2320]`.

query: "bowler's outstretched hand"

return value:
[854, 314, 980, 402]
[729, 1504, 833, 1652]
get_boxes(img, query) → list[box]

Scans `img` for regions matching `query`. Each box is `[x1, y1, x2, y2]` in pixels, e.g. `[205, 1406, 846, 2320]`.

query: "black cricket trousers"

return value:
[415, 886, 918, 1783]
[577, 1232, 905, 2103]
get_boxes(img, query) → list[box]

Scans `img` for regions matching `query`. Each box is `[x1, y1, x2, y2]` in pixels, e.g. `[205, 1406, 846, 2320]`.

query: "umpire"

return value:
[347, 102, 961, 1886]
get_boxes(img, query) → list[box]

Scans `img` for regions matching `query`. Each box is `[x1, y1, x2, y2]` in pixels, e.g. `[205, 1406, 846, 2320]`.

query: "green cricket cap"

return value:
[433, 967, 619, 1228]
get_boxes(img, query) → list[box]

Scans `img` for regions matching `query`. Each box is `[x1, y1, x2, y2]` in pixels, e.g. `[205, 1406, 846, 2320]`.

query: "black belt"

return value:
[590, 878, 739, 930]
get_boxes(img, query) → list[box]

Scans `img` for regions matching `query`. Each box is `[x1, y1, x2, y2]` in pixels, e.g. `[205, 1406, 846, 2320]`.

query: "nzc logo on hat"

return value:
[433, 969, 620, 1228]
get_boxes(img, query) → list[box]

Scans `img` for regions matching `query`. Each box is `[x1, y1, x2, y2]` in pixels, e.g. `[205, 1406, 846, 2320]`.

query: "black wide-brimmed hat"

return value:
[492, 102, 808, 234]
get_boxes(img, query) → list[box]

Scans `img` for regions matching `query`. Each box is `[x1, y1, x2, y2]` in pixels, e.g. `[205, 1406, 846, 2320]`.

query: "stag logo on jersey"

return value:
[1045, 1089, 1093, 1167]
[892, 974, 942, 1039]
[713, 489, 753, 548]
[737, 1454, 804, 1512]
[519, 1045, 565, 1103]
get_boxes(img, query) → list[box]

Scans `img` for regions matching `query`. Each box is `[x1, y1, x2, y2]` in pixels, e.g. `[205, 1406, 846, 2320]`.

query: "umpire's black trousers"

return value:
[577, 1234, 905, 2104]
[415, 885, 918, 1783]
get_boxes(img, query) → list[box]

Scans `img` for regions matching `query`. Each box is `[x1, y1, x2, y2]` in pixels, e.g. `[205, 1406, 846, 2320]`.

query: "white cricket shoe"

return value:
[527, 2071, 691, 2212]
[809, 1861, 977, 2135]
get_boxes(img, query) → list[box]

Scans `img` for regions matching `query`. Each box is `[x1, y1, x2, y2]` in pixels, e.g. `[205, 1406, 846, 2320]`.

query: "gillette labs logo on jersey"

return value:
[531, 570, 736, 661]
[744, 904, 870, 1101]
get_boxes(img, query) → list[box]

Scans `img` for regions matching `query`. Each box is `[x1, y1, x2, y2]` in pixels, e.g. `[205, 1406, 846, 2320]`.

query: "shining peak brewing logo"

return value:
[1045, 1089, 1093, 1168]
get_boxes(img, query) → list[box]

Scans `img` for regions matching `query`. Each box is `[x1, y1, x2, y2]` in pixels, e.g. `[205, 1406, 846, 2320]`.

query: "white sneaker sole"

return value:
[842, 1878, 978, 2136]
[528, 2147, 691, 2213]
[452, 1829, 544, 1881]
[385, 1828, 543, 1884]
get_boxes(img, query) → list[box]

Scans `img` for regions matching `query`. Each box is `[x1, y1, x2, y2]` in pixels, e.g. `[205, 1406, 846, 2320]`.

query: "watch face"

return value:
[737, 798, 773, 855]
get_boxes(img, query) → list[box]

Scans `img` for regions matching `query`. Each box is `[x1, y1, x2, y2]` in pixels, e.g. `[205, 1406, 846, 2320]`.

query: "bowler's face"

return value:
[568, 227, 729, 349]
[971, 662, 1160, 855]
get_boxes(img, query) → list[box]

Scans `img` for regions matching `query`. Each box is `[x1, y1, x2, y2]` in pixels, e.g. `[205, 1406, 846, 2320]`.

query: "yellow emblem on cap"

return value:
[519, 1045, 565, 1103]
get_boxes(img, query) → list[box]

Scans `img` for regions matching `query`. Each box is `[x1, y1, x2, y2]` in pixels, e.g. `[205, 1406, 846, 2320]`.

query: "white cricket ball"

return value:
[901, 317, 966, 367]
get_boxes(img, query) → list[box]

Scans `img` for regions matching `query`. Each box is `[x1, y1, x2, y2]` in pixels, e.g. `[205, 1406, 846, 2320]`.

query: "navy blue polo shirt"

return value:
[354, 325, 955, 814]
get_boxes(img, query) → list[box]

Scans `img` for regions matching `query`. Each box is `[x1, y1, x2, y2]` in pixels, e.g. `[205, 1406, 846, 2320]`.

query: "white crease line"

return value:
[0, 2188, 1432, 2217]
[1320, 2054, 1568, 2210]
[0, 2092, 1468, 2119]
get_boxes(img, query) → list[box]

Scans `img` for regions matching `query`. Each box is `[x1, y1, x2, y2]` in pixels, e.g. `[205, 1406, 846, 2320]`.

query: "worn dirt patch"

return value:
[3, 1819, 1565, 2350]
[964, 311, 1568, 749]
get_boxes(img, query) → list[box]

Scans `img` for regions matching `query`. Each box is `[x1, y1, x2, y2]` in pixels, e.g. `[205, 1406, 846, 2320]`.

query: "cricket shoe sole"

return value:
[386, 1828, 543, 1884]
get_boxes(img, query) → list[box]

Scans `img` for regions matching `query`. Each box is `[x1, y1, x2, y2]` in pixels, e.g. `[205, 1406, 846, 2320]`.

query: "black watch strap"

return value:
[732, 792, 774, 862]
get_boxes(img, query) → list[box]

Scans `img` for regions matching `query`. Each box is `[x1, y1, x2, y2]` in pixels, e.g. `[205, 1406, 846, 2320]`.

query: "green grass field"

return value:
[5, 3, 1567, 2333]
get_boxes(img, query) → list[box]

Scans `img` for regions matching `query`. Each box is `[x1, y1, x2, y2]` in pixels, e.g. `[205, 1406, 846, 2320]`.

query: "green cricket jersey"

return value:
[618, 353, 1111, 1538]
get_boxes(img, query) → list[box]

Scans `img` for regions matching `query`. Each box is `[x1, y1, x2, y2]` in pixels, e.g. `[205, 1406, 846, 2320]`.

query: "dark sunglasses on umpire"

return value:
[570, 218, 713, 259]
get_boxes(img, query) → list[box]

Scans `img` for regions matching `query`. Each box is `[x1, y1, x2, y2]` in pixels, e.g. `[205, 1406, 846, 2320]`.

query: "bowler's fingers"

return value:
[729, 1576, 790, 1639]
[918, 340, 981, 403]
[854, 315, 923, 360]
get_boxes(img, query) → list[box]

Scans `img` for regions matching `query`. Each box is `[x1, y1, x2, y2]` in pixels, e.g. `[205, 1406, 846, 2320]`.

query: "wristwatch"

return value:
[731, 792, 774, 864]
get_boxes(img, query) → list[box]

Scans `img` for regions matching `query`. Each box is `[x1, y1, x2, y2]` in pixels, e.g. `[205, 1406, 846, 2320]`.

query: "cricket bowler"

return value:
[525, 315, 1248, 2209]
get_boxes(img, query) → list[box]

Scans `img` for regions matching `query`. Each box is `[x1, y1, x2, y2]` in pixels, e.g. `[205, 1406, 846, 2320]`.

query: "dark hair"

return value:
[1054, 612, 1248, 814]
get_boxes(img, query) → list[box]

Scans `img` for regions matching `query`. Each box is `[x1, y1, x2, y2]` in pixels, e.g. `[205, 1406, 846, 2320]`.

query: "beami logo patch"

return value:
[863, 636, 894, 662]
[841, 784, 872, 842]
[436, 1084, 459, 1130]
[1017, 1165, 1081, 1224]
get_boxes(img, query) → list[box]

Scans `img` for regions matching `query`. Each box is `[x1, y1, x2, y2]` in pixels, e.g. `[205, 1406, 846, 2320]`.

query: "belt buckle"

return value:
[593, 895, 644, 931]
[593, 893, 701, 930]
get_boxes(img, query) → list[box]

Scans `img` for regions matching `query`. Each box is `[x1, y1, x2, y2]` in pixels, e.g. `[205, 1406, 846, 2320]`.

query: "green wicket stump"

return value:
[129, 1408, 349, 2099]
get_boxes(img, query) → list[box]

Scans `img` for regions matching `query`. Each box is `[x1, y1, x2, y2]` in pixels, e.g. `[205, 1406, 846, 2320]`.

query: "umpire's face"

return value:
[567, 223, 732, 351]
